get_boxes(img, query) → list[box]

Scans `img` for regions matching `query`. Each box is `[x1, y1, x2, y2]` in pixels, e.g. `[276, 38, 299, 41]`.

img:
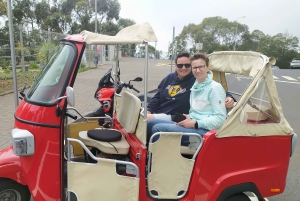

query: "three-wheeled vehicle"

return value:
[0, 23, 297, 201]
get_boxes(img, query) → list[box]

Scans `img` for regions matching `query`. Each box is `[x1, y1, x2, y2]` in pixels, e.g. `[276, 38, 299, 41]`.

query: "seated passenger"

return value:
[147, 53, 226, 143]
[147, 52, 234, 121]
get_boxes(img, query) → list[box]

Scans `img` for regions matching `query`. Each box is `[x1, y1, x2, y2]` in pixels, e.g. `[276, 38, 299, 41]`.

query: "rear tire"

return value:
[0, 178, 30, 201]
[224, 193, 251, 201]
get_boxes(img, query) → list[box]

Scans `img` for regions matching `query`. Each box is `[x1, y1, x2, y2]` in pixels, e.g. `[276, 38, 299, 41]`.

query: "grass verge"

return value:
[0, 67, 92, 95]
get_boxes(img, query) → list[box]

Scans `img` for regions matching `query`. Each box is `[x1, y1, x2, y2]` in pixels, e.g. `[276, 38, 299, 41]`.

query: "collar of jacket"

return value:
[174, 70, 195, 82]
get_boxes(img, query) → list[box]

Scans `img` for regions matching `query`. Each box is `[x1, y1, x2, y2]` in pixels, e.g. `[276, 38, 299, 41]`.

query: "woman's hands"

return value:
[225, 97, 234, 109]
[176, 114, 196, 128]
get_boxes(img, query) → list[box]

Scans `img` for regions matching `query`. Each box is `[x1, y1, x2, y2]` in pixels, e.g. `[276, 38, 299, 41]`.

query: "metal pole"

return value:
[170, 27, 175, 73]
[95, 0, 98, 66]
[95, 0, 97, 34]
[154, 42, 157, 63]
[7, 0, 19, 108]
[144, 42, 149, 120]
[233, 16, 246, 51]
[48, 27, 51, 61]
[233, 22, 238, 51]
[19, 24, 26, 86]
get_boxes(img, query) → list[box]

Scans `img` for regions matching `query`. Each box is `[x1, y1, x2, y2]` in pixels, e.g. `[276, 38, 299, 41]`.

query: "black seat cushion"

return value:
[87, 129, 122, 142]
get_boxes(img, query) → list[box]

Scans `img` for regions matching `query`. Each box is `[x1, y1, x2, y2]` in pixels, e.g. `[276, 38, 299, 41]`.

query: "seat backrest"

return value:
[147, 132, 202, 199]
[117, 90, 141, 133]
[68, 158, 139, 201]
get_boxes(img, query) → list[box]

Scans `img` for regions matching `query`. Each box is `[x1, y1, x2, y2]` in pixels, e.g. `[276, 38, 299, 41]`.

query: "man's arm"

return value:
[226, 92, 236, 101]
[147, 81, 164, 114]
[225, 92, 236, 109]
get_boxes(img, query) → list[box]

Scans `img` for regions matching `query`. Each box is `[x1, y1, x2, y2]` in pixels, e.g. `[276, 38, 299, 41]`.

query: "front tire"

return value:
[224, 193, 251, 201]
[0, 178, 30, 201]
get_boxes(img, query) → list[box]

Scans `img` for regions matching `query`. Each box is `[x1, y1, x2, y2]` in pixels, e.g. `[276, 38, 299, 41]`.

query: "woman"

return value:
[147, 53, 226, 142]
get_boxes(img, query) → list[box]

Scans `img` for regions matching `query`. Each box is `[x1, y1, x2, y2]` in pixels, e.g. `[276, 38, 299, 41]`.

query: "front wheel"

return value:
[224, 193, 251, 201]
[0, 178, 30, 201]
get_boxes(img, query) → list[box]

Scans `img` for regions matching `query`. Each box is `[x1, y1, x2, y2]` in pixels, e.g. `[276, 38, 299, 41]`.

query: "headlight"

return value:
[11, 128, 35, 156]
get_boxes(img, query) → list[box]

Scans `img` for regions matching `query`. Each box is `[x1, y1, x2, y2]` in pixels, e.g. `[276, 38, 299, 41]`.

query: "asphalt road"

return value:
[227, 69, 300, 201]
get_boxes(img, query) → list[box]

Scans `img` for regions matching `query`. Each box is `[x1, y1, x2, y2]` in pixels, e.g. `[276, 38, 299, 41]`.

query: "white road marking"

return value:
[282, 76, 297, 81]
[275, 80, 300, 84]
[273, 75, 279, 79]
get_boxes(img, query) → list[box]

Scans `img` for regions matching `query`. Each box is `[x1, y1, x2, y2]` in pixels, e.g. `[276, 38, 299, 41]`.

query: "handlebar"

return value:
[131, 86, 140, 93]
[66, 111, 78, 120]
[120, 83, 140, 93]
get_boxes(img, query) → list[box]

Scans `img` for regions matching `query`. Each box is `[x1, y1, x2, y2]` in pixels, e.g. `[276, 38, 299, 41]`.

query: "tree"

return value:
[0, 0, 6, 16]
[174, 17, 249, 53]
[139, 44, 158, 58]
[71, 0, 93, 34]
[117, 18, 135, 30]
[35, 2, 51, 30]
[46, 0, 78, 33]
[13, 0, 36, 29]
[36, 42, 57, 63]
[90, 0, 121, 33]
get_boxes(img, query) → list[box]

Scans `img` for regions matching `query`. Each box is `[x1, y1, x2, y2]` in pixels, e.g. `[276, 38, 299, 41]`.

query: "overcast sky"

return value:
[118, 0, 300, 52]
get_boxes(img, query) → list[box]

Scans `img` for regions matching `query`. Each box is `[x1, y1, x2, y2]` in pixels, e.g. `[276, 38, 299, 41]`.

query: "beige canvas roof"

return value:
[209, 51, 272, 77]
[208, 51, 294, 138]
[82, 22, 158, 45]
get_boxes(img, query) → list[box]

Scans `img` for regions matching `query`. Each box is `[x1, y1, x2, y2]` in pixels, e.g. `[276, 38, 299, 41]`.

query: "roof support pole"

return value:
[7, 0, 19, 109]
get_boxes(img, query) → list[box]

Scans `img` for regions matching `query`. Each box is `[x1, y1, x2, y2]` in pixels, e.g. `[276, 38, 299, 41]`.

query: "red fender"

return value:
[0, 146, 27, 185]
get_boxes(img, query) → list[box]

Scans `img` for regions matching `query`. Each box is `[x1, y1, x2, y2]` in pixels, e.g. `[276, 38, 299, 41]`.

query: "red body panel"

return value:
[96, 87, 115, 101]
[14, 100, 62, 200]
[0, 146, 27, 185]
[182, 131, 291, 201]
[97, 87, 114, 112]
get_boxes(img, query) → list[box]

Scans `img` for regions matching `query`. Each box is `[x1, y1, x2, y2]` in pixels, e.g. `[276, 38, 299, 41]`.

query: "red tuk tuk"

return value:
[0, 23, 297, 201]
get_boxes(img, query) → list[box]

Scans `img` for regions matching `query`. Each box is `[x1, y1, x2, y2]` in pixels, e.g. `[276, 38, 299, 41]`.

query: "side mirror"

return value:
[132, 77, 143, 82]
[66, 86, 75, 107]
[128, 77, 143, 85]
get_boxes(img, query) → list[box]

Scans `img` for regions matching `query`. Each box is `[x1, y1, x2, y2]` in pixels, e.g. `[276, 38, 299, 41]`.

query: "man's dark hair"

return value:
[190, 53, 209, 66]
[175, 52, 190, 64]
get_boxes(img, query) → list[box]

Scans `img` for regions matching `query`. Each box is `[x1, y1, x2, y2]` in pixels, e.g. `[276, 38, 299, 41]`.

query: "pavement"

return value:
[0, 57, 173, 149]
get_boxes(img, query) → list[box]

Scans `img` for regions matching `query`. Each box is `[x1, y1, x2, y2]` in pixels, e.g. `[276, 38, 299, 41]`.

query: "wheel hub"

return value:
[0, 189, 21, 201]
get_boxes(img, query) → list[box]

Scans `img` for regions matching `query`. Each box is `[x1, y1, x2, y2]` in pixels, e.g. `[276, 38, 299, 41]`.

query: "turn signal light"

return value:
[270, 188, 280, 193]
[12, 128, 35, 156]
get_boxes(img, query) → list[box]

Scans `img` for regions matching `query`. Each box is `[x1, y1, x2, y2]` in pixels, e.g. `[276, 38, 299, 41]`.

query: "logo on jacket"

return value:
[167, 85, 186, 97]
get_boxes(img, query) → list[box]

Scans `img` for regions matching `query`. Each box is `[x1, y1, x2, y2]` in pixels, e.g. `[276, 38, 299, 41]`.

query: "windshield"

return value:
[26, 43, 76, 104]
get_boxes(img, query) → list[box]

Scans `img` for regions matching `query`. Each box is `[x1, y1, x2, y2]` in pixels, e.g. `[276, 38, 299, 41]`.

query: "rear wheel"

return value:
[225, 193, 251, 201]
[0, 178, 30, 201]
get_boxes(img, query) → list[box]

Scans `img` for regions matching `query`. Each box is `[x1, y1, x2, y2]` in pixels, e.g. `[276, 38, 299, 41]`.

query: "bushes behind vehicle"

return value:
[276, 60, 290, 69]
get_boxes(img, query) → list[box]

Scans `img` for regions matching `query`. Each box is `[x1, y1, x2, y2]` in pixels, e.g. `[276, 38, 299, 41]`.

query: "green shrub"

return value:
[0, 59, 10, 68]
[3, 68, 11, 74]
[80, 62, 86, 68]
[29, 63, 40, 69]
[78, 67, 90, 73]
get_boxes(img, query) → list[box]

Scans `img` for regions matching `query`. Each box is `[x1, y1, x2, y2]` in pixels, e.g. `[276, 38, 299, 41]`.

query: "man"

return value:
[147, 52, 234, 119]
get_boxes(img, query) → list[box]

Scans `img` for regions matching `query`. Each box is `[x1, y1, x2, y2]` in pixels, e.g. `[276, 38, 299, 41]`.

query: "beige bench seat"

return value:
[79, 130, 130, 155]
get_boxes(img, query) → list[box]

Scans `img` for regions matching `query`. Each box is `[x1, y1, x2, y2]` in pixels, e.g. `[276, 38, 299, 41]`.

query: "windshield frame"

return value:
[25, 41, 78, 106]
